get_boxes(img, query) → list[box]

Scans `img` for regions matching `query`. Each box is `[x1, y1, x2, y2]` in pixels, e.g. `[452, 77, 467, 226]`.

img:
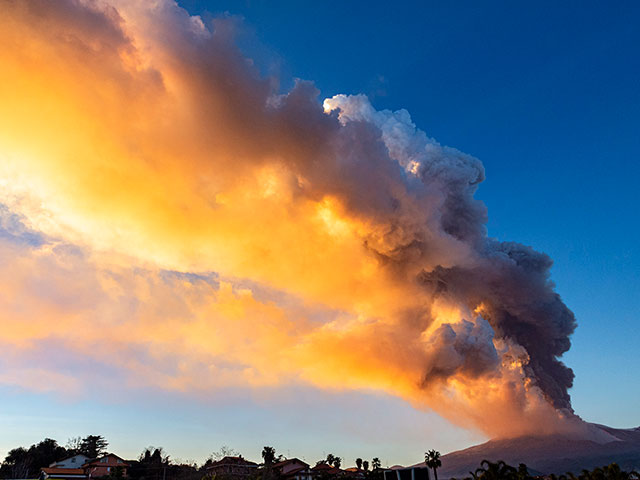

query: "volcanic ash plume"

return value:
[0, 0, 580, 438]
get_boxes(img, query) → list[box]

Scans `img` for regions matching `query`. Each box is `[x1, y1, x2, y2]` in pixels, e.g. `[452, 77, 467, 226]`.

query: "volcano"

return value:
[414, 424, 640, 478]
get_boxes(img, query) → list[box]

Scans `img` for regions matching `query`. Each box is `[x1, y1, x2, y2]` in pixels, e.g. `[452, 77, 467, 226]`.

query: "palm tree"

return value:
[262, 447, 276, 480]
[262, 447, 275, 464]
[425, 450, 442, 480]
[372, 458, 381, 471]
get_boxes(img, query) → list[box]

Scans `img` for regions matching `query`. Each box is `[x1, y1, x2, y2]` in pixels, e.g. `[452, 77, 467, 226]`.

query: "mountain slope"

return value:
[416, 424, 640, 478]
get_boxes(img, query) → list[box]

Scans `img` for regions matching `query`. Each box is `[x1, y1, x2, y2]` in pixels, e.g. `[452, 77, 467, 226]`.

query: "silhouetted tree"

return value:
[129, 447, 170, 480]
[66, 437, 83, 455]
[210, 447, 239, 462]
[516, 464, 531, 480]
[362, 461, 369, 472]
[0, 447, 31, 478]
[261, 446, 276, 480]
[0, 438, 68, 478]
[333, 458, 341, 469]
[262, 447, 276, 466]
[79, 435, 108, 459]
[472, 460, 517, 480]
[456, 461, 638, 480]
[369, 458, 383, 480]
[326, 455, 335, 467]
[356, 459, 363, 470]
[425, 450, 441, 480]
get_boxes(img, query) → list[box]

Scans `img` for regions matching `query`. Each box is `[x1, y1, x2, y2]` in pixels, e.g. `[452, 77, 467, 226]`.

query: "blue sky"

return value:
[1, 0, 639, 468]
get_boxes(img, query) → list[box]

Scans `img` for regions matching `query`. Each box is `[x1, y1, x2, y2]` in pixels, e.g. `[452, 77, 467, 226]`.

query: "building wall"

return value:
[86, 455, 128, 478]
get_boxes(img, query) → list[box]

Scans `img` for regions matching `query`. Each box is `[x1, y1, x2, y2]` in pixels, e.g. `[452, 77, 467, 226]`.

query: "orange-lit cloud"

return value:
[0, 0, 582, 439]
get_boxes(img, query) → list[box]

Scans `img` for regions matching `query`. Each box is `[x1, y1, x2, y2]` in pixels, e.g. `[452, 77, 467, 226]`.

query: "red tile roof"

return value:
[42, 468, 86, 475]
[274, 459, 310, 469]
[311, 464, 341, 474]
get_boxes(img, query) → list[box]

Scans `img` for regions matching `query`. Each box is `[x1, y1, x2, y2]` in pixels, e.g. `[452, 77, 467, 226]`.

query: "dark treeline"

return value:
[2, 438, 637, 480]
[0, 436, 108, 479]
[452, 460, 639, 480]
[0, 437, 386, 480]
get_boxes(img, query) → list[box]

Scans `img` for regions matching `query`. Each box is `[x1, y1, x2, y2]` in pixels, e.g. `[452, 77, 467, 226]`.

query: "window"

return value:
[117, 460, 122, 464]
[101, 458, 108, 463]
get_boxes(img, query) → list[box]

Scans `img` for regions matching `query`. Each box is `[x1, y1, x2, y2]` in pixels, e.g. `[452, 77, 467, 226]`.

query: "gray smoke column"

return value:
[323, 95, 577, 413]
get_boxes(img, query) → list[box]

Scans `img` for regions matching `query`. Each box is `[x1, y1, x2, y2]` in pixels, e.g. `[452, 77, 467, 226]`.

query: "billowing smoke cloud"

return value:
[0, 0, 580, 438]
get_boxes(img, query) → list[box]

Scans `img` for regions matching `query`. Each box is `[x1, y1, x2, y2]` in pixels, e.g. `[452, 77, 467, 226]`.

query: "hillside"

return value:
[415, 424, 640, 478]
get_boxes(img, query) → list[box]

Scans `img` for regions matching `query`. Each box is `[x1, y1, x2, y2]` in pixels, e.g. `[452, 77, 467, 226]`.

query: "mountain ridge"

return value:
[411, 424, 640, 478]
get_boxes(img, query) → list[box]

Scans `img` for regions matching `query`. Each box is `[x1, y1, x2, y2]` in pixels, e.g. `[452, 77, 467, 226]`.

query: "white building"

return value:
[49, 455, 91, 469]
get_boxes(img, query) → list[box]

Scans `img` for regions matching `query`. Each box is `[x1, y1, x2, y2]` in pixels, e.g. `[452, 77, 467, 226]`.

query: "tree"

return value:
[333, 458, 341, 469]
[472, 460, 517, 480]
[210, 447, 239, 462]
[372, 459, 381, 471]
[66, 438, 82, 455]
[79, 435, 108, 458]
[425, 451, 442, 480]
[516, 464, 531, 480]
[262, 446, 276, 480]
[326, 455, 335, 467]
[262, 447, 275, 465]
[0, 447, 30, 479]
[129, 447, 170, 480]
[0, 438, 68, 479]
[363, 461, 369, 472]
[356, 459, 363, 470]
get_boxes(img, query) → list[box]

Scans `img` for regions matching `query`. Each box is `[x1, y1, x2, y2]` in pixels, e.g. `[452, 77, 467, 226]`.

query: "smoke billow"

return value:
[0, 0, 581, 438]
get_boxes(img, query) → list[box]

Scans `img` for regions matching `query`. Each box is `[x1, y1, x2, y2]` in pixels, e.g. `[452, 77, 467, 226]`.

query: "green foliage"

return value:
[453, 460, 638, 480]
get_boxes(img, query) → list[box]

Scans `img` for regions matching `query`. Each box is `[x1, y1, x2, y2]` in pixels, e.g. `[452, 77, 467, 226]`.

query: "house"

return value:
[83, 454, 130, 478]
[41, 455, 92, 480]
[273, 459, 312, 480]
[310, 463, 342, 478]
[343, 468, 365, 479]
[206, 456, 258, 479]
[50, 456, 92, 469]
